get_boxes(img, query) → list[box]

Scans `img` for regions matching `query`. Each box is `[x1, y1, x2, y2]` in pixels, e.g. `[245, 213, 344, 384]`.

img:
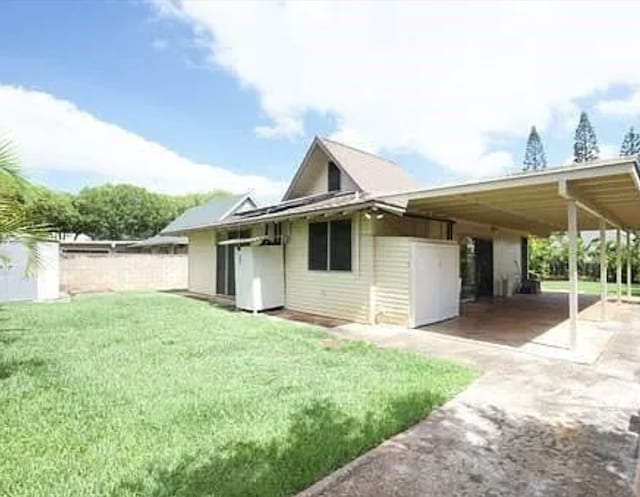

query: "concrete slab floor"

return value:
[417, 293, 634, 364]
[298, 302, 640, 497]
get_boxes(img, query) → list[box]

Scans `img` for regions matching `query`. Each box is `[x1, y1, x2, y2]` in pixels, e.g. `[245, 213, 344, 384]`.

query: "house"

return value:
[128, 235, 188, 254]
[60, 239, 136, 255]
[162, 193, 257, 296]
[163, 137, 640, 340]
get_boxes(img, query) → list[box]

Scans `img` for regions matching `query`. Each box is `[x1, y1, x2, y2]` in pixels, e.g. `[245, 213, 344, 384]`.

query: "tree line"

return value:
[529, 234, 639, 283]
[522, 112, 640, 171]
[0, 177, 229, 240]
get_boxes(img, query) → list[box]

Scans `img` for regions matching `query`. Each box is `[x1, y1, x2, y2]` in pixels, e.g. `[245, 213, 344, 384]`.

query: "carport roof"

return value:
[380, 157, 640, 236]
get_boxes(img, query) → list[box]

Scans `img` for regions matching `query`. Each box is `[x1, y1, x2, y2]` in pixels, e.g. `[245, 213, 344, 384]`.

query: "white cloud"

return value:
[598, 90, 640, 117]
[254, 116, 303, 139]
[0, 85, 285, 200]
[151, 38, 170, 51]
[151, 0, 640, 177]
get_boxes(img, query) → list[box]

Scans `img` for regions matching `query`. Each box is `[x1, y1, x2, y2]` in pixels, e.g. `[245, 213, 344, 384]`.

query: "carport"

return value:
[382, 157, 640, 351]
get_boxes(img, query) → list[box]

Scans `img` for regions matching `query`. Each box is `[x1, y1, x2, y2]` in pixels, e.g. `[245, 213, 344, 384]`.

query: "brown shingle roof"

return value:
[319, 138, 418, 194]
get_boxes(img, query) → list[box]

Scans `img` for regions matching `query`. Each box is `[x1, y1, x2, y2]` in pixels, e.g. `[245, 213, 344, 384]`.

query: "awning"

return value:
[217, 236, 269, 246]
[381, 158, 640, 236]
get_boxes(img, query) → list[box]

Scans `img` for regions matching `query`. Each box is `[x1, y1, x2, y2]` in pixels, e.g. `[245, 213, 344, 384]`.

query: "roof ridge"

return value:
[320, 137, 400, 166]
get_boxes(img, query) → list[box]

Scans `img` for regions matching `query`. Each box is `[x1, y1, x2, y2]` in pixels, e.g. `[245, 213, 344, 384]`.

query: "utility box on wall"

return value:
[0, 241, 60, 303]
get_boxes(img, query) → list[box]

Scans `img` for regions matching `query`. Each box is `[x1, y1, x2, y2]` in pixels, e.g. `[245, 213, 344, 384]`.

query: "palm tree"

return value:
[0, 139, 49, 273]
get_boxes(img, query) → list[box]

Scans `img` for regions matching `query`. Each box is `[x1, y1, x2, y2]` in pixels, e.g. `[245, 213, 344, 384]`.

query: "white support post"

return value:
[600, 220, 607, 321]
[627, 231, 632, 301]
[568, 200, 578, 351]
[617, 229, 622, 304]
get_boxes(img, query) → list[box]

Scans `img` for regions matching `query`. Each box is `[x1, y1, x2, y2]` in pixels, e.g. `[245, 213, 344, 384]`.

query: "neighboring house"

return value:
[162, 136, 640, 329]
[60, 240, 137, 255]
[128, 235, 188, 254]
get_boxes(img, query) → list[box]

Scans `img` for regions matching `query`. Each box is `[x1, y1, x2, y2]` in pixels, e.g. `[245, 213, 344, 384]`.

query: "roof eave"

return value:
[380, 159, 640, 204]
[219, 192, 255, 221]
[206, 199, 406, 229]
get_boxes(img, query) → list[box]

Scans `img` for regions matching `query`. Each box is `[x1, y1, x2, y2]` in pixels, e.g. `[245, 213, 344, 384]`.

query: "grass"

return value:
[541, 279, 640, 297]
[0, 292, 475, 497]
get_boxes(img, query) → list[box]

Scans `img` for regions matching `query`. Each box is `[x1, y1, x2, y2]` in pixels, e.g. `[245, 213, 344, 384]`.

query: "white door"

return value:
[234, 247, 254, 311]
[410, 242, 459, 327]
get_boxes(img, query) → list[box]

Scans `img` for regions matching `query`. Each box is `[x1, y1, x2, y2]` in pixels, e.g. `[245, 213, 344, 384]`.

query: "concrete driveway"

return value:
[298, 303, 640, 497]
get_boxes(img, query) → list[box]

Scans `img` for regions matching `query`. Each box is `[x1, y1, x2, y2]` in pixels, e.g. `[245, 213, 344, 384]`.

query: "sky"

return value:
[2, 0, 640, 203]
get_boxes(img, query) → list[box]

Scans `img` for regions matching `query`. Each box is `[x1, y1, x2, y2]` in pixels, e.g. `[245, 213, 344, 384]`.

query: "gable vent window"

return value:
[308, 219, 352, 271]
[328, 161, 341, 192]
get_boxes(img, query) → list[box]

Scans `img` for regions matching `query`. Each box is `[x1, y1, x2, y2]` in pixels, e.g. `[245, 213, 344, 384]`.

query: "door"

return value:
[474, 238, 494, 297]
[216, 244, 226, 295]
[520, 237, 528, 284]
[227, 245, 236, 296]
[410, 242, 460, 327]
[215, 230, 251, 296]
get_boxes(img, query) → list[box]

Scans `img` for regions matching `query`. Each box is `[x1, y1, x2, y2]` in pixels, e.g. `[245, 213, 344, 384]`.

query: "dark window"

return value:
[308, 222, 328, 270]
[446, 222, 454, 241]
[328, 162, 341, 192]
[329, 219, 352, 271]
[308, 219, 352, 271]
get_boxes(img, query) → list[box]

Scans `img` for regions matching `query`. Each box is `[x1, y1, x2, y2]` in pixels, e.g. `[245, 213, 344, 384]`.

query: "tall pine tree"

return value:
[522, 126, 547, 171]
[620, 126, 640, 157]
[573, 111, 600, 163]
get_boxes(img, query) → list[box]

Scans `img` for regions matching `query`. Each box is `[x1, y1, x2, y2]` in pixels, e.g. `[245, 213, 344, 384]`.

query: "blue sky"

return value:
[1, 1, 639, 201]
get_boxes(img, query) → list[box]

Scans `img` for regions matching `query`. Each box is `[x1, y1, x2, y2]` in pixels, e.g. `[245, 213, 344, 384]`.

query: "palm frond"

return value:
[0, 139, 23, 183]
[0, 146, 53, 276]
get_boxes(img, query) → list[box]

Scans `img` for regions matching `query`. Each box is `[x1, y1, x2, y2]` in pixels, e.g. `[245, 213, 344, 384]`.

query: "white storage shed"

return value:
[0, 241, 60, 303]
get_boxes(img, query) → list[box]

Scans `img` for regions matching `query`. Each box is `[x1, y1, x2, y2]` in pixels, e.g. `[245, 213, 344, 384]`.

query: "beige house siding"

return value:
[373, 236, 411, 326]
[284, 213, 373, 323]
[188, 231, 216, 295]
[372, 216, 449, 239]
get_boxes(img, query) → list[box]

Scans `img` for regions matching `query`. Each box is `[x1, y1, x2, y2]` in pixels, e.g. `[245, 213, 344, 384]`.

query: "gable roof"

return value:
[161, 193, 256, 235]
[129, 235, 188, 248]
[319, 138, 419, 194]
[282, 137, 418, 200]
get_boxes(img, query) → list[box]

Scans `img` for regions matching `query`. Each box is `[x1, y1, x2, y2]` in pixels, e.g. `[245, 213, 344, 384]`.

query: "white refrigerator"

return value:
[234, 245, 285, 312]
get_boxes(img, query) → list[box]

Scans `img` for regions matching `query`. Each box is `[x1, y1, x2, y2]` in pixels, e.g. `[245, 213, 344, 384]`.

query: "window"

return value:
[308, 219, 352, 271]
[308, 222, 328, 270]
[328, 161, 341, 192]
[330, 220, 352, 270]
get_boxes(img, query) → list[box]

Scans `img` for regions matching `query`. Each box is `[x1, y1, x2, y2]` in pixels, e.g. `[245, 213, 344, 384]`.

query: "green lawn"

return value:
[541, 279, 640, 297]
[0, 292, 475, 497]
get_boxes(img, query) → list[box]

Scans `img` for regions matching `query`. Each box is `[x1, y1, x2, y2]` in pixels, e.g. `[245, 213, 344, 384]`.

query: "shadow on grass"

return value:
[0, 357, 46, 380]
[0, 306, 26, 344]
[111, 392, 446, 497]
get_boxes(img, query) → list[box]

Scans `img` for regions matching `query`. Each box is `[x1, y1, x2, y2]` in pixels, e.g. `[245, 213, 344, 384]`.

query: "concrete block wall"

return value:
[60, 254, 187, 293]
